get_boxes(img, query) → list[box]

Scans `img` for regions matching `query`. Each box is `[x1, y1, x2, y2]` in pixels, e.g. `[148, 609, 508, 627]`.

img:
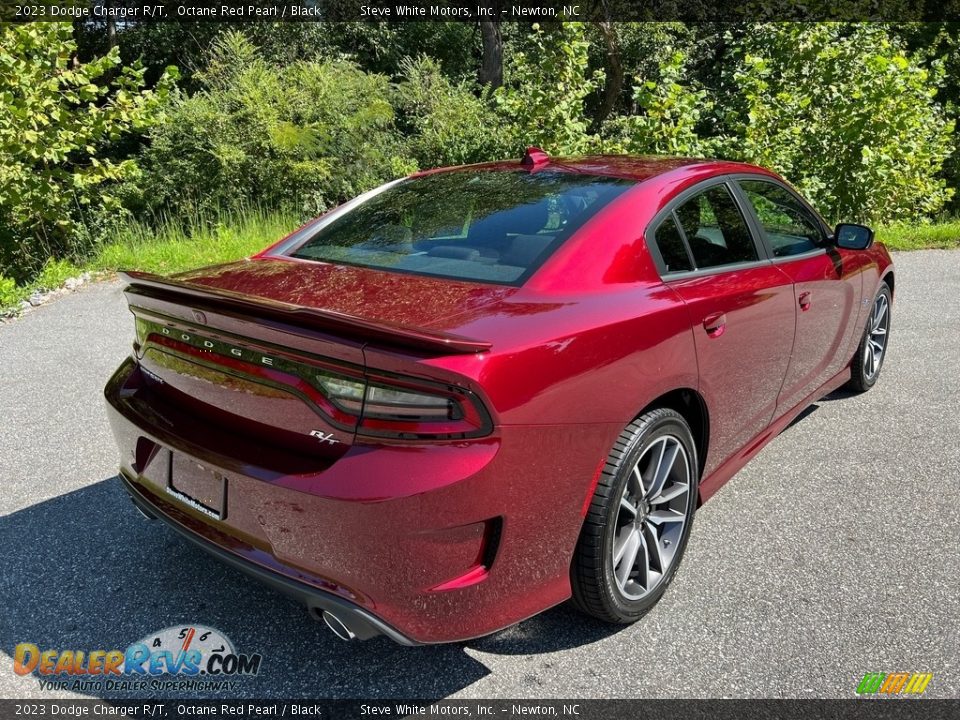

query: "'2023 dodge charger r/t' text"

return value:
[105, 149, 894, 644]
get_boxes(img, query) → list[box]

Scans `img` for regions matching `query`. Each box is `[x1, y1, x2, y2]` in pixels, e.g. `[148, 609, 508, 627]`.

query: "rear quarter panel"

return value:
[359, 288, 697, 478]
[415, 285, 698, 428]
[438, 161, 778, 430]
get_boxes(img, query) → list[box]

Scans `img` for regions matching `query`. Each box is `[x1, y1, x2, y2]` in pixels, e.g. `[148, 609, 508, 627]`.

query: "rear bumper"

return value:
[105, 356, 621, 644]
[119, 471, 419, 645]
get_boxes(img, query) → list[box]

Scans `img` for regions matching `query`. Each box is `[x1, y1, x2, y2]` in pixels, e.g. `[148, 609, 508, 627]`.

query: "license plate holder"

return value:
[166, 452, 227, 521]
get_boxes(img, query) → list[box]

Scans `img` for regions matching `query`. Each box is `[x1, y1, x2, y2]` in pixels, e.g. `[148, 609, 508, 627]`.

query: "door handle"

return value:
[799, 291, 812, 311]
[702, 312, 727, 338]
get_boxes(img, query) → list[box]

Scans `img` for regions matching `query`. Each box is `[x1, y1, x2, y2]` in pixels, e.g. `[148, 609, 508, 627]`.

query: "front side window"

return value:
[738, 179, 825, 257]
[287, 171, 634, 285]
[674, 184, 759, 269]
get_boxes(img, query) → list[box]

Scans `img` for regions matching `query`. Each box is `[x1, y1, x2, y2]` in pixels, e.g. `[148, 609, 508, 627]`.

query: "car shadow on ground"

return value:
[784, 403, 820, 431]
[821, 387, 860, 402]
[0, 478, 624, 699]
[781, 387, 863, 434]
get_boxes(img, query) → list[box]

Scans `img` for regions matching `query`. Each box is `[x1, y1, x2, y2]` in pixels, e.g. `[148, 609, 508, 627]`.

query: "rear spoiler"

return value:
[119, 271, 492, 355]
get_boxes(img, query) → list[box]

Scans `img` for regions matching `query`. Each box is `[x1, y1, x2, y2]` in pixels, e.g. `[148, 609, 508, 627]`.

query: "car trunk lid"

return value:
[120, 261, 502, 462]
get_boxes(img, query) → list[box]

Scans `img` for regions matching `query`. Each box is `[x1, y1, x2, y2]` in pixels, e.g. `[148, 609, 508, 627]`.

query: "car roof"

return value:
[410, 154, 773, 184]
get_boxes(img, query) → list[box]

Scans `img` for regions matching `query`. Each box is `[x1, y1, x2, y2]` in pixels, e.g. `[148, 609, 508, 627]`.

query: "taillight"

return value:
[134, 317, 149, 348]
[317, 370, 490, 440]
[363, 383, 459, 420]
[315, 373, 366, 414]
[133, 315, 492, 441]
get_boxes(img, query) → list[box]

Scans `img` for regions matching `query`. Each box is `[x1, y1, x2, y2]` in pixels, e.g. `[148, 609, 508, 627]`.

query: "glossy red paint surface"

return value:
[104, 154, 894, 643]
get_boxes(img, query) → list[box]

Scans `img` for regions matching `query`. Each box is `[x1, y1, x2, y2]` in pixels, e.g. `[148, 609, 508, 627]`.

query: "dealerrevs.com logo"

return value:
[13, 625, 262, 693]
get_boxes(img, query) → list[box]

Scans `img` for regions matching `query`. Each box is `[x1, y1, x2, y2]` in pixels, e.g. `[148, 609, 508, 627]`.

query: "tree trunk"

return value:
[592, 21, 623, 130]
[479, 21, 503, 89]
[98, 0, 117, 49]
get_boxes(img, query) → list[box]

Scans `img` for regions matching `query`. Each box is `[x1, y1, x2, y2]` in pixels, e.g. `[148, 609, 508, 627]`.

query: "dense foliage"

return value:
[129, 32, 413, 219]
[0, 24, 173, 283]
[394, 56, 513, 168]
[724, 24, 954, 222]
[2, 21, 958, 294]
[494, 23, 603, 154]
[605, 47, 715, 156]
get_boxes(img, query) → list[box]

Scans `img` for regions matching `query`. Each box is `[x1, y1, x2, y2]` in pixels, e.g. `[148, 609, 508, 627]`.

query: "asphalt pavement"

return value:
[1, 250, 958, 700]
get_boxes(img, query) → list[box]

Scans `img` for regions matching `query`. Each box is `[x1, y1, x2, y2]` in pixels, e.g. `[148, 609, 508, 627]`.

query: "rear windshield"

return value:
[287, 170, 634, 285]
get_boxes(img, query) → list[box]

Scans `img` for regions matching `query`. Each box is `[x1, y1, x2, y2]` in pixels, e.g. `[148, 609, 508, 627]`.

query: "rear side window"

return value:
[674, 185, 758, 269]
[738, 179, 825, 257]
[288, 171, 634, 285]
[652, 216, 693, 273]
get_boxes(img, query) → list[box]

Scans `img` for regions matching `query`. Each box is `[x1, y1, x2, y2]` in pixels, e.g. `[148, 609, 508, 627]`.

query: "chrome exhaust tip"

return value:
[133, 505, 155, 520]
[128, 496, 156, 520]
[321, 610, 357, 641]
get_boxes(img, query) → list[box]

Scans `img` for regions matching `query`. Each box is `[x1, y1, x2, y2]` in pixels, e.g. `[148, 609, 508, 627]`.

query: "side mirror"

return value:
[834, 223, 874, 250]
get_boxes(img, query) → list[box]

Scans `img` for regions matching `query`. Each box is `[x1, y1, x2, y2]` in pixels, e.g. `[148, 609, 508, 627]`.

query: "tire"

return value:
[847, 283, 892, 393]
[571, 408, 699, 623]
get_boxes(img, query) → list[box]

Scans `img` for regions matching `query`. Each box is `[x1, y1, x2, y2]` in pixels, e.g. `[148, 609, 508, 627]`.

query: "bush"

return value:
[0, 24, 173, 283]
[722, 24, 955, 224]
[0, 275, 18, 310]
[394, 56, 514, 169]
[132, 32, 416, 220]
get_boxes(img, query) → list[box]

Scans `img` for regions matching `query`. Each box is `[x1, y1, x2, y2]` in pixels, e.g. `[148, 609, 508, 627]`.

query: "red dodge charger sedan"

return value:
[105, 150, 894, 644]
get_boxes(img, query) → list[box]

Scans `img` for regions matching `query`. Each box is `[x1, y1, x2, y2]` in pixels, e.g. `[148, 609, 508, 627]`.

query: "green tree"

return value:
[586, 22, 699, 128]
[890, 22, 960, 215]
[0, 23, 173, 282]
[605, 47, 715, 156]
[494, 22, 604, 155]
[722, 23, 954, 223]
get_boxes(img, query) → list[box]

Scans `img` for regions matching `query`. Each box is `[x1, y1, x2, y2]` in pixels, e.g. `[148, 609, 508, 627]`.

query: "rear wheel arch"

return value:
[571, 406, 699, 622]
[637, 388, 709, 485]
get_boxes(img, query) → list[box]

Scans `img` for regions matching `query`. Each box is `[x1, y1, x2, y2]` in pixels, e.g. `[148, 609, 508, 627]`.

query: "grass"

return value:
[876, 219, 960, 251]
[1, 206, 300, 316]
[89, 206, 302, 276]
[2, 208, 960, 316]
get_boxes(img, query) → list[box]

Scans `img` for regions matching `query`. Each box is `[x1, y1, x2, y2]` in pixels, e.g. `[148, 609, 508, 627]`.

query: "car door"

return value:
[647, 180, 795, 477]
[734, 177, 865, 413]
